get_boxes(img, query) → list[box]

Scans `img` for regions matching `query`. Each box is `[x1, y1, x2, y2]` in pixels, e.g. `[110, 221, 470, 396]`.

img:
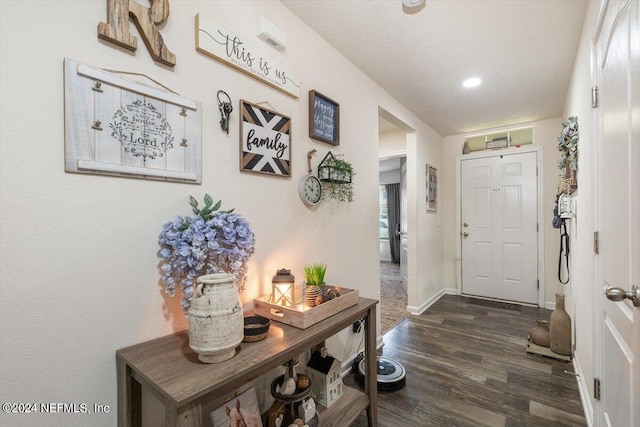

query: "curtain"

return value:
[385, 183, 401, 264]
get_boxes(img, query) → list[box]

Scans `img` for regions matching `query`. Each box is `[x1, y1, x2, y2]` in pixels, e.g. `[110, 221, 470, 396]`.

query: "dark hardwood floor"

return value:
[349, 295, 586, 427]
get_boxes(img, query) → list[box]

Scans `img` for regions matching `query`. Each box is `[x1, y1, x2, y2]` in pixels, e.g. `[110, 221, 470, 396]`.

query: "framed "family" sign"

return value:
[309, 90, 339, 146]
[240, 100, 291, 178]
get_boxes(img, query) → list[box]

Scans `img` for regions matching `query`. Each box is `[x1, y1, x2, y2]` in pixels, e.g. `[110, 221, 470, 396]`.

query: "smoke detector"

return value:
[403, 0, 426, 9]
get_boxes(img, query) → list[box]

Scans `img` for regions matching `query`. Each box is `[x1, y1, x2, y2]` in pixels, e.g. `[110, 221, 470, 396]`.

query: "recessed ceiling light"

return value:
[463, 77, 482, 88]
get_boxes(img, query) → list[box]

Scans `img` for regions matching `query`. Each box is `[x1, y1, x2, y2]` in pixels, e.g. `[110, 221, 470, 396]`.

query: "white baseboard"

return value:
[407, 289, 445, 315]
[545, 301, 556, 310]
[573, 353, 594, 427]
[444, 287, 458, 295]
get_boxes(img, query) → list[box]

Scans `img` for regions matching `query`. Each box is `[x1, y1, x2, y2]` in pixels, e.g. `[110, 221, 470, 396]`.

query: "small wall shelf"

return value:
[318, 151, 352, 184]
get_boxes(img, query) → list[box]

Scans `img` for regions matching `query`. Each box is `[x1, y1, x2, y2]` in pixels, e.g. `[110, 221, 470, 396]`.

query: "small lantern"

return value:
[272, 268, 295, 307]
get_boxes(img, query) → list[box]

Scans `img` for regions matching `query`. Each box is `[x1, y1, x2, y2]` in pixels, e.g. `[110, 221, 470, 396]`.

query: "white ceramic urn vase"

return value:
[188, 273, 243, 363]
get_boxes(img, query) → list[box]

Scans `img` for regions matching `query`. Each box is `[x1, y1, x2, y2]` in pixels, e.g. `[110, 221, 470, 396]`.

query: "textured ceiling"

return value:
[281, 0, 588, 136]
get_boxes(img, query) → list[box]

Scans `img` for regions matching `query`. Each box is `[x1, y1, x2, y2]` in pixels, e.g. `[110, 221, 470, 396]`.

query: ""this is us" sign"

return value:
[196, 14, 300, 98]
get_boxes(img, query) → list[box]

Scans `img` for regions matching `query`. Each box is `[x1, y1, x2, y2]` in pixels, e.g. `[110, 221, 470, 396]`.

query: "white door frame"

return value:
[378, 107, 416, 310]
[400, 161, 408, 293]
[456, 145, 545, 307]
[591, 0, 639, 424]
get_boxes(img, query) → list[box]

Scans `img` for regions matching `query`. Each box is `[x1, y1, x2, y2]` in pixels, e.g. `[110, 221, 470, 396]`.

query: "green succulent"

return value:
[189, 194, 234, 220]
[177, 194, 234, 231]
[303, 263, 327, 286]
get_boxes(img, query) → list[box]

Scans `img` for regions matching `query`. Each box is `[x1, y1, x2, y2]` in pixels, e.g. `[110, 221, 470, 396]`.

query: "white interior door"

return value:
[461, 151, 538, 304]
[400, 162, 408, 293]
[595, 1, 639, 425]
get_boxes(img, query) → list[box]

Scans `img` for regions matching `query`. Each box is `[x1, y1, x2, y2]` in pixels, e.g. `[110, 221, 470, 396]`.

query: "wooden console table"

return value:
[117, 297, 378, 426]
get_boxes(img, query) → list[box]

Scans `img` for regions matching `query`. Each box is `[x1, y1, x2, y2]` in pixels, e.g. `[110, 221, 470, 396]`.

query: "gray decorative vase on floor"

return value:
[550, 293, 572, 356]
[529, 320, 551, 347]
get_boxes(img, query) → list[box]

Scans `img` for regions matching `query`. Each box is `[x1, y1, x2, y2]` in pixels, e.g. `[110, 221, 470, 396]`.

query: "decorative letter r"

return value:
[98, 0, 176, 67]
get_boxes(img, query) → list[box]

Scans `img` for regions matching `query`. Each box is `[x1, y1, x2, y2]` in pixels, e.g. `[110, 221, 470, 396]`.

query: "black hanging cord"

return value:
[558, 222, 570, 284]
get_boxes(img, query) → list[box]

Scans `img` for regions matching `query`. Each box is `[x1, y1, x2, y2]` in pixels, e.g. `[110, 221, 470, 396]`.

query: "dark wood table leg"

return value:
[365, 305, 378, 427]
[168, 400, 201, 427]
[117, 356, 141, 427]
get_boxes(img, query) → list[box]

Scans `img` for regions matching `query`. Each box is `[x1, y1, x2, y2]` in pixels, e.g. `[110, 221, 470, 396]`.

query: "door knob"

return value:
[463, 223, 468, 227]
[463, 232, 469, 238]
[605, 284, 640, 307]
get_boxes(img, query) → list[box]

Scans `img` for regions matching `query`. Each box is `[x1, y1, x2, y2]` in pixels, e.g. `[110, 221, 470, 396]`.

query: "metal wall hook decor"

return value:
[217, 90, 233, 134]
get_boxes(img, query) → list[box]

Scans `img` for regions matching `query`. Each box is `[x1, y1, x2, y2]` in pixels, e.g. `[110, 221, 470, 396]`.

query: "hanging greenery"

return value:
[317, 152, 356, 202]
[557, 116, 578, 176]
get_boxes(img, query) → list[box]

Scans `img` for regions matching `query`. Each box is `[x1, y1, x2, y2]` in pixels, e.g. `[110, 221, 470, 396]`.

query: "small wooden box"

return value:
[253, 286, 359, 329]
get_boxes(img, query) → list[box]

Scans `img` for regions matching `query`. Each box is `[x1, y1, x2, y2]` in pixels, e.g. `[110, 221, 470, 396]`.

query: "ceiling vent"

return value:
[257, 16, 286, 51]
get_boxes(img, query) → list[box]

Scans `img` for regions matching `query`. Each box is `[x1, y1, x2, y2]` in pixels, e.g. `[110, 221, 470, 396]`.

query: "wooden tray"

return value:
[253, 286, 359, 329]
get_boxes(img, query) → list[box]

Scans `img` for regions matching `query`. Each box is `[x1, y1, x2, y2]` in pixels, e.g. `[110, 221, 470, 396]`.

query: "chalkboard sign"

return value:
[309, 90, 339, 146]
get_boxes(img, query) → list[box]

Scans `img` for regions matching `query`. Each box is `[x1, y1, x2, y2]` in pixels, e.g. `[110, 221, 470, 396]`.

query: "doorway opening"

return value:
[378, 115, 409, 334]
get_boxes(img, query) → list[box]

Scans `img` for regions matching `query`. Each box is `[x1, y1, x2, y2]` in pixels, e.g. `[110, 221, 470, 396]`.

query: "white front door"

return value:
[400, 162, 408, 293]
[594, 0, 639, 425]
[461, 151, 538, 304]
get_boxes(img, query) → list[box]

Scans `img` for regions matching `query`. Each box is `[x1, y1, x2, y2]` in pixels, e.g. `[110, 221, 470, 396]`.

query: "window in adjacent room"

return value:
[379, 185, 389, 240]
[465, 127, 533, 152]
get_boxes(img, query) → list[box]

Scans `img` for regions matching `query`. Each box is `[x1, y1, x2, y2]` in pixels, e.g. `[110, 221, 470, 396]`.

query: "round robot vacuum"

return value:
[356, 356, 406, 391]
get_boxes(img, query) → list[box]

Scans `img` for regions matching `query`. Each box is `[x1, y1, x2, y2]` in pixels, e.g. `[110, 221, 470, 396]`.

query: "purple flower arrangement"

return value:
[158, 195, 255, 313]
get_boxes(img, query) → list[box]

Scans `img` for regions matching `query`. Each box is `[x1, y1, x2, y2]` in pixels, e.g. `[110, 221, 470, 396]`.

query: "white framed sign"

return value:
[196, 13, 300, 98]
[240, 100, 291, 178]
[64, 58, 202, 183]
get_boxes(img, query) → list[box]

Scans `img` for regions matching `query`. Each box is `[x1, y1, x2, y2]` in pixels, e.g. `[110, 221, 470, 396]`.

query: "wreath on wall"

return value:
[557, 116, 578, 192]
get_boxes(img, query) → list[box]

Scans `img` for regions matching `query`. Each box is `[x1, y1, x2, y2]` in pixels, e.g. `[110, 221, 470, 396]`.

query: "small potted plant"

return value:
[303, 263, 326, 307]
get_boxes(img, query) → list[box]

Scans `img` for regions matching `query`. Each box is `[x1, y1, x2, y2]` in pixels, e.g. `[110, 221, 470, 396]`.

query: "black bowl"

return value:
[243, 315, 270, 342]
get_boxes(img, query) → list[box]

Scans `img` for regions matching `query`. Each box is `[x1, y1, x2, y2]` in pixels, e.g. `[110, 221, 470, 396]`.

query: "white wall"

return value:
[0, 1, 443, 426]
[561, 0, 602, 423]
[378, 128, 407, 158]
[410, 126, 444, 311]
[442, 118, 563, 307]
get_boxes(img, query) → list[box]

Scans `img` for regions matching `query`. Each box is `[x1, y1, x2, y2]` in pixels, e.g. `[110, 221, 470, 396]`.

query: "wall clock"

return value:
[298, 175, 323, 206]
